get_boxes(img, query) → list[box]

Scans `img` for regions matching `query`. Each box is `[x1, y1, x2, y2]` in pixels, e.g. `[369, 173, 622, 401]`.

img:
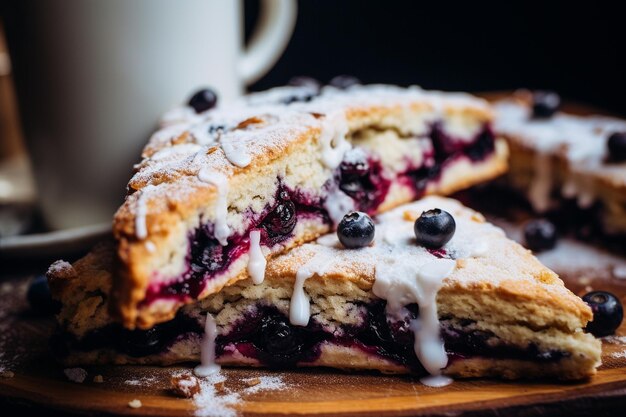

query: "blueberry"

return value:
[531, 90, 560, 119]
[262, 191, 297, 238]
[414, 209, 456, 249]
[607, 132, 626, 163]
[188, 88, 218, 113]
[329, 75, 361, 89]
[582, 291, 623, 337]
[27, 275, 56, 315]
[287, 76, 321, 91]
[337, 212, 375, 248]
[523, 219, 557, 252]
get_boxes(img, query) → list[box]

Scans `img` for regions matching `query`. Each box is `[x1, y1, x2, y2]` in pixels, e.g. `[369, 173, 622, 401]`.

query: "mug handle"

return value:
[238, 0, 297, 85]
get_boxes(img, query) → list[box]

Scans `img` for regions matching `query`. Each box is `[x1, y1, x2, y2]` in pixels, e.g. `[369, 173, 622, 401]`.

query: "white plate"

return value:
[0, 222, 112, 259]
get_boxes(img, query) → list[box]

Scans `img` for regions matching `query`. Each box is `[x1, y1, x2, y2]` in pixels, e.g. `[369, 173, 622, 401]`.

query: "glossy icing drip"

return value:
[194, 314, 220, 377]
[375, 258, 456, 376]
[197, 168, 230, 246]
[248, 230, 267, 285]
[135, 185, 156, 240]
[290, 252, 333, 326]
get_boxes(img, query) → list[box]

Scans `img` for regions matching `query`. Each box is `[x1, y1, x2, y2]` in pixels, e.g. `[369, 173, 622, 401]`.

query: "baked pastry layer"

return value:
[112, 85, 507, 329]
[495, 93, 626, 240]
[49, 197, 600, 380]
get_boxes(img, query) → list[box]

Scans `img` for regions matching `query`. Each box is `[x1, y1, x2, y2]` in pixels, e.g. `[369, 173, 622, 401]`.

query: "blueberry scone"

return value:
[112, 84, 508, 329]
[494, 91, 626, 240]
[49, 197, 600, 381]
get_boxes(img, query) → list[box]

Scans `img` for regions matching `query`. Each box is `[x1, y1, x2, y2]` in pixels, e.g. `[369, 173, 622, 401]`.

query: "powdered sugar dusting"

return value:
[242, 376, 285, 394]
[126, 84, 491, 235]
[124, 375, 157, 385]
[192, 372, 287, 417]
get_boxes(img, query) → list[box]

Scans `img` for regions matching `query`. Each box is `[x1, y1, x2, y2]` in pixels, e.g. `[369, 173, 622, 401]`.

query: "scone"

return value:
[49, 197, 600, 381]
[112, 84, 508, 329]
[494, 91, 626, 239]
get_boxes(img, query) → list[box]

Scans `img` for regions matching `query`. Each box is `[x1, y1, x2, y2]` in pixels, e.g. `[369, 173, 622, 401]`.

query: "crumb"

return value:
[171, 373, 200, 398]
[471, 213, 485, 223]
[93, 375, 104, 383]
[64, 367, 87, 383]
[1, 370, 15, 378]
[128, 399, 142, 409]
[244, 377, 261, 387]
[403, 210, 418, 221]
[214, 381, 226, 394]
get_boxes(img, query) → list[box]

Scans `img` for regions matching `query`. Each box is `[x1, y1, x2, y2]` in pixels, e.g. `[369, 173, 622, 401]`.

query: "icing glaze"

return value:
[290, 252, 333, 326]
[134, 185, 156, 240]
[286, 197, 496, 382]
[197, 168, 231, 246]
[194, 313, 221, 377]
[247, 230, 267, 285]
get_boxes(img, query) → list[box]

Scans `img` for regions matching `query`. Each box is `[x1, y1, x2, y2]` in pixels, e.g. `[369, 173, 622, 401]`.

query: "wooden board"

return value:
[2, 269, 626, 417]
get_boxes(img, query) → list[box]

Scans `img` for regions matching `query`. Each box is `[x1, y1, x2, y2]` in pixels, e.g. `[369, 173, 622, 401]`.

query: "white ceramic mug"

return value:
[4, 0, 296, 230]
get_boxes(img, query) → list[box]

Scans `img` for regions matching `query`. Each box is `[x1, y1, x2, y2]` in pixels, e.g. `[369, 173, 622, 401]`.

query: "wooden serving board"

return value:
[2, 260, 626, 417]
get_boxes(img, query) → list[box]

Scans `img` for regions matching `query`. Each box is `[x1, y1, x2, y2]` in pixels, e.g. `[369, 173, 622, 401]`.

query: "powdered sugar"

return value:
[241, 376, 286, 394]
[192, 372, 286, 417]
[124, 375, 157, 385]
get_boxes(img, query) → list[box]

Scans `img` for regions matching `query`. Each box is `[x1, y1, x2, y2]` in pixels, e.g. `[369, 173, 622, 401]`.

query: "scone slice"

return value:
[50, 196, 600, 381]
[495, 93, 626, 239]
[114, 85, 508, 328]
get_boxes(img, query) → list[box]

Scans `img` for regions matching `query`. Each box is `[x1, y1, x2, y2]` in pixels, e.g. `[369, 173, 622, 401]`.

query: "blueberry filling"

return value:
[338, 154, 391, 214]
[143, 122, 495, 307]
[59, 301, 569, 370]
[403, 124, 496, 197]
[142, 187, 326, 306]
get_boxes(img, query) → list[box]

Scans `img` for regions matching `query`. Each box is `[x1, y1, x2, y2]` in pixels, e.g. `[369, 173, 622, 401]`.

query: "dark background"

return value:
[246, 0, 625, 115]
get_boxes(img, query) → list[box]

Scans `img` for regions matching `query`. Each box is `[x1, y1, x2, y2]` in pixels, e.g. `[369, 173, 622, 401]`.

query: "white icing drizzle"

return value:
[374, 258, 456, 376]
[221, 139, 252, 168]
[247, 230, 267, 285]
[197, 168, 230, 246]
[285, 197, 501, 385]
[134, 185, 156, 240]
[323, 185, 356, 226]
[194, 314, 221, 377]
[290, 252, 333, 326]
[150, 143, 203, 161]
[318, 112, 351, 169]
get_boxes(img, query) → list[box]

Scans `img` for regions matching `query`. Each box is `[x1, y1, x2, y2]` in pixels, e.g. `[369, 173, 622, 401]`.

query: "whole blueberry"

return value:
[523, 219, 557, 252]
[27, 275, 56, 315]
[187, 88, 218, 113]
[287, 76, 321, 91]
[337, 211, 375, 248]
[607, 132, 626, 163]
[329, 75, 361, 90]
[531, 90, 560, 119]
[583, 291, 623, 337]
[414, 209, 456, 249]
